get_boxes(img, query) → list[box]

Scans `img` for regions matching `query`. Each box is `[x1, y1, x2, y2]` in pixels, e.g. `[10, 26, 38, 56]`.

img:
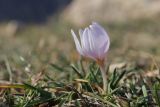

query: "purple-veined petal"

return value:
[92, 22, 110, 44]
[89, 22, 110, 59]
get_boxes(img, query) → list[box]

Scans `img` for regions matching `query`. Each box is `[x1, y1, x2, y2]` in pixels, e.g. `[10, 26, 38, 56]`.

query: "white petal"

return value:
[71, 29, 83, 55]
[81, 28, 90, 54]
[80, 28, 86, 49]
[88, 29, 97, 57]
[79, 28, 94, 60]
[79, 29, 84, 48]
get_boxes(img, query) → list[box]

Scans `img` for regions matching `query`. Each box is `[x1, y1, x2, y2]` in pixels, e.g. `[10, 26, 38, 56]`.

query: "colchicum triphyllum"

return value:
[71, 22, 110, 92]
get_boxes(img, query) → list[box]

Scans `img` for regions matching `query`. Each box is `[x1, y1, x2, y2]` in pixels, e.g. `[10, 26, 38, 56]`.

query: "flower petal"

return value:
[88, 28, 97, 57]
[89, 22, 110, 59]
[80, 28, 96, 60]
[81, 28, 90, 55]
[79, 29, 83, 37]
[71, 29, 83, 55]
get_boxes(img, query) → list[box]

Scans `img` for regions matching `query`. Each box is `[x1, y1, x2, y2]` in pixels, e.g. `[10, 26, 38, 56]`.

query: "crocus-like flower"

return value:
[71, 22, 110, 64]
[71, 22, 110, 92]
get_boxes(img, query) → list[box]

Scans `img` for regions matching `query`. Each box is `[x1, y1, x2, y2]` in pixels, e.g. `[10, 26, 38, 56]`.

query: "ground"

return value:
[0, 16, 160, 106]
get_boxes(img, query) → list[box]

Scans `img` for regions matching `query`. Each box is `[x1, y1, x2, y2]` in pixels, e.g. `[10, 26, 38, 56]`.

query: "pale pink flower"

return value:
[71, 22, 110, 92]
[71, 22, 110, 63]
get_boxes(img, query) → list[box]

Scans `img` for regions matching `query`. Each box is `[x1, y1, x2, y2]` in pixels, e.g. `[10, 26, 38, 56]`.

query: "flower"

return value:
[71, 22, 110, 64]
[71, 22, 110, 92]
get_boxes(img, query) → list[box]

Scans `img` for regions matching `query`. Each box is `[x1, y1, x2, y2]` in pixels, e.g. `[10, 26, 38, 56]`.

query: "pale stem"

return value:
[100, 65, 107, 93]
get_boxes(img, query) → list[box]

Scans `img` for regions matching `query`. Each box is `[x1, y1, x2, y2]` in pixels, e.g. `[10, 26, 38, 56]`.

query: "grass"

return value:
[0, 16, 160, 106]
[0, 60, 160, 106]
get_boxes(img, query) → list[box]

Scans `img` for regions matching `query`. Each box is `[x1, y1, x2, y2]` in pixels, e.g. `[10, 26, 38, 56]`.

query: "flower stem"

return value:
[100, 65, 107, 93]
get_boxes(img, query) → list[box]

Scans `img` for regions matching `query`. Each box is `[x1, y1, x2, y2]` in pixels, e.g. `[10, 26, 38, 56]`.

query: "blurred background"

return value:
[0, 0, 160, 82]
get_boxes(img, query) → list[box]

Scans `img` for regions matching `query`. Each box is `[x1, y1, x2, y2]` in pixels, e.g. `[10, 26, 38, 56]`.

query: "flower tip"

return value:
[71, 29, 76, 37]
[71, 29, 74, 33]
